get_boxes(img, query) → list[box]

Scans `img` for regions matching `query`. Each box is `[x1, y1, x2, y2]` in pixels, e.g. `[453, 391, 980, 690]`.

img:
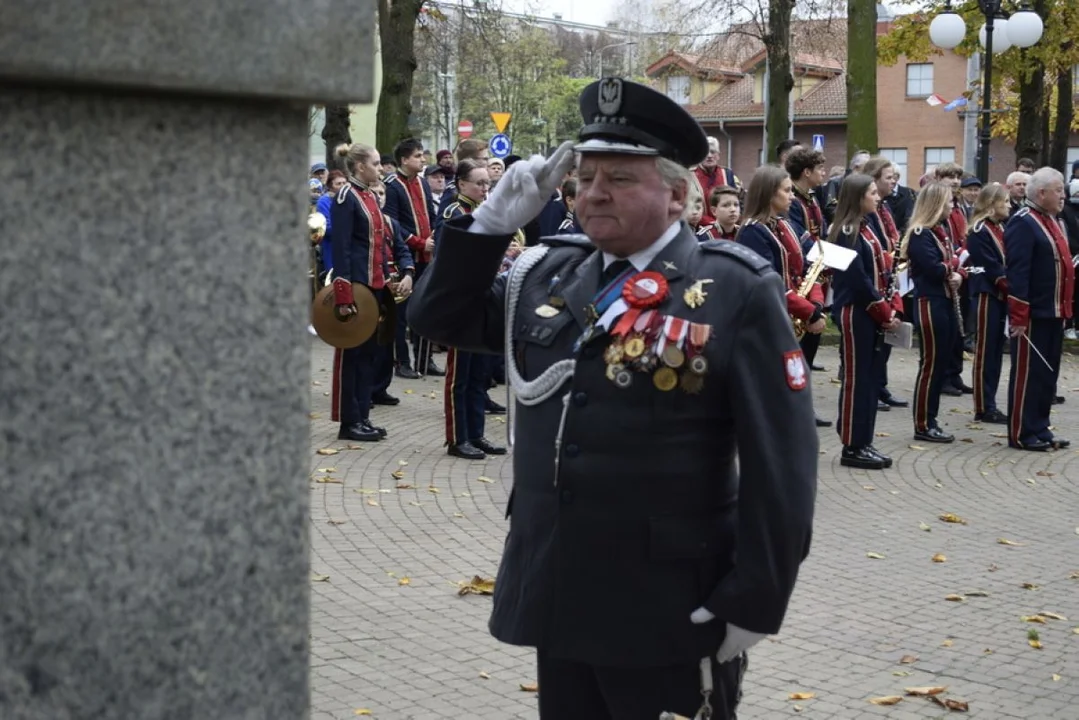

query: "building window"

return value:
[667, 75, 691, 105]
[879, 148, 909, 187]
[924, 147, 956, 175]
[906, 63, 934, 97]
[1067, 147, 1079, 177]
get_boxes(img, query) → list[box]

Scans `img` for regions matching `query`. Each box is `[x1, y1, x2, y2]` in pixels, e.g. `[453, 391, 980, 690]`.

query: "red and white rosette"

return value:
[622, 271, 668, 309]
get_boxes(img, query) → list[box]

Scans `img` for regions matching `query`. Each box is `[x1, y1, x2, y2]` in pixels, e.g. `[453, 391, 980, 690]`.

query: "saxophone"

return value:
[792, 250, 828, 339]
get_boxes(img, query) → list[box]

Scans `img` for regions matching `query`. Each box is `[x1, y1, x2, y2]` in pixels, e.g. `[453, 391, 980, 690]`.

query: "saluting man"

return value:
[408, 77, 817, 720]
[1005, 167, 1075, 451]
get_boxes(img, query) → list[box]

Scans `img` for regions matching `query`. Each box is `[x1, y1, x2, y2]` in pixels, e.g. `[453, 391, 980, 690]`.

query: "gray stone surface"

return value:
[0, 0, 375, 103]
[0, 85, 312, 718]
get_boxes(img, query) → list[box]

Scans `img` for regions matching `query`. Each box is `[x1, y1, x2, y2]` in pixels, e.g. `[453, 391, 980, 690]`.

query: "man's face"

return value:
[702, 147, 719, 170]
[941, 176, 961, 191]
[1036, 179, 1066, 214]
[686, 198, 704, 226]
[878, 167, 897, 197]
[488, 161, 504, 180]
[314, 169, 328, 185]
[381, 163, 395, 175]
[1018, 162, 1035, 174]
[1009, 177, 1028, 200]
[439, 155, 455, 169]
[961, 185, 980, 205]
[427, 173, 445, 193]
[811, 163, 828, 187]
[576, 155, 683, 257]
[401, 148, 425, 176]
[712, 195, 740, 229]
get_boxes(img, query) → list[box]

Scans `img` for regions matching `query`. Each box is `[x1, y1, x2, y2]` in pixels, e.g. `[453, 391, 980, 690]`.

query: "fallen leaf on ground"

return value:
[867, 552, 886, 560]
[311, 573, 330, 582]
[453, 512, 465, 518]
[1071, 571, 1079, 579]
[520, 682, 539, 692]
[477, 476, 495, 483]
[930, 696, 969, 712]
[875, 432, 891, 437]
[366, 500, 379, 507]
[398, 460, 408, 466]
[327, 519, 347, 525]
[457, 576, 495, 596]
[905, 686, 947, 696]
[460, 491, 472, 497]
[1038, 612, 1067, 621]
[1022, 582, 1040, 590]
[862, 485, 876, 490]
[965, 589, 991, 597]
[893, 670, 912, 677]
[939, 513, 967, 524]
[395, 483, 413, 489]
[428, 486, 441, 494]
[1029, 640, 1043, 649]
[988, 564, 999, 572]
[909, 444, 926, 450]
[899, 654, 918, 664]
[960, 437, 974, 443]
[1073, 627, 1079, 635]
[345, 444, 365, 450]
[478, 671, 490, 680]
[315, 476, 343, 484]
[309, 412, 321, 419]
[316, 467, 337, 473]
[920, 522, 932, 532]
[933, 554, 947, 563]
[869, 696, 903, 706]
[1021, 615, 1047, 624]
[966, 424, 984, 430]
[1052, 674, 1062, 682]
[312, 381, 322, 386]
[398, 577, 411, 586]
[316, 448, 339, 456]
[1026, 478, 1037, 485]
[941, 639, 954, 647]
[945, 594, 965, 602]
[391, 470, 405, 480]
[408, 501, 422, 506]
[997, 538, 1025, 546]
[428, 392, 437, 399]
[989, 432, 1008, 438]
[403, 389, 414, 394]
[789, 692, 815, 701]
[354, 710, 373, 716]
[378, 488, 392, 493]
[1035, 470, 1055, 477]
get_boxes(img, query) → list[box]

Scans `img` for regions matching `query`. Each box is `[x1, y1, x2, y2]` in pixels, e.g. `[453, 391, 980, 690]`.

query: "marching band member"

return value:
[439, 159, 507, 460]
[369, 181, 416, 408]
[556, 178, 580, 234]
[1005, 167, 1075, 451]
[863, 156, 908, 411]
[934, 162, 973, 395]
[685, 175, 710, 239]
[902, 183, 962, 444]
[705, 185, 741, 240]
[965, 183, 1010, 424]
[330, 143, 415, 442]
[828, 174, 899, 469]
[736, 165, 826, 343]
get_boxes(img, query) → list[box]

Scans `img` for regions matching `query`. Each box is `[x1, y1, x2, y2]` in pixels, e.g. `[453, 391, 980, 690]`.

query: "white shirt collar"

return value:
[602, 221, 681, 271]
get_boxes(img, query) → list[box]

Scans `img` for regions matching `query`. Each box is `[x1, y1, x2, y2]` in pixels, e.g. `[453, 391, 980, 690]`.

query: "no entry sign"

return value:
[457, 120, 473, 138]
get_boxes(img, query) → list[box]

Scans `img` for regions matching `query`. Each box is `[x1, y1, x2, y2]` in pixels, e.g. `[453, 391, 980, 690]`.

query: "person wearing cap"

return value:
[408, 77, 816, 719]
[424, 164, 448, 205]
[310, 161, 328, 186]
[487, 157, 505, 187]
[959, 175, 982, 218]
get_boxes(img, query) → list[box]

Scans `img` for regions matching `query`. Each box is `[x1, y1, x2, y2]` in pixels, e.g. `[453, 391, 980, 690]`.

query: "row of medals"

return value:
[602, 329, 708, 394]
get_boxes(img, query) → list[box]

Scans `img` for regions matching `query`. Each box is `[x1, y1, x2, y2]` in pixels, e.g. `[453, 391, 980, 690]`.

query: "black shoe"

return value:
[337, 422, 381, 442]
[815, 412, 832, 428]
[963, 338, 975, 353]
[877, 400, 891, 412]
[424, 361, 445, 377]
[941, 384, 963, 397]
[485, 399, 507, 415]
[472, 437, 507, 455]
[956, 381, 974, 395]
[371, 391, 400, 406]
[840, 446, 886, 470]
[395, 367, 421, 380]
[882, 394, 909, 408]
[914, 427, 955, 444]
[974, 408, 1007, 424]
[1053, 395, 1065, 405]
[866, 445, 893, 468]
[361, 419, 387, 438]
[811, 364, 826, 372]
[1051, 437, 1071, 449]
[1012, 438, 1051, 451]
[448, 442, 486, 460]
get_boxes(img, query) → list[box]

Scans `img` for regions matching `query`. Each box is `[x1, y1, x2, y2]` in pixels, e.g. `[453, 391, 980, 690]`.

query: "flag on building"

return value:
[943, 96, 968, 111]
[925, 93, 946, 106]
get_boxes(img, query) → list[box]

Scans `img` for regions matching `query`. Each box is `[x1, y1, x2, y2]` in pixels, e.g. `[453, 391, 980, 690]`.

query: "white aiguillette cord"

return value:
[658, 657, 714, 720]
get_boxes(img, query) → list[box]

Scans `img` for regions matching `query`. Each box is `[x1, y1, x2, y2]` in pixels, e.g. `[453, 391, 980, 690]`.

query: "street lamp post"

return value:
[930, 1, 1043, 182]
[595, 41, 638, 78]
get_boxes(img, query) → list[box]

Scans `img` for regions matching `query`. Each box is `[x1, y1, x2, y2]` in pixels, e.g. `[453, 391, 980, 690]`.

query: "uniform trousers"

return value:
[971, 293, 1006, 416]
[912, 296, 958, 433]
[876, 343, 893, 400]
[799, 331, 821, 369]
[1008, 318, 1064, 447]
[536, 649, 745, 720]
[835, 305, 881, 448]
[444, 348, 490, 445]
[331, 336, 378, 424]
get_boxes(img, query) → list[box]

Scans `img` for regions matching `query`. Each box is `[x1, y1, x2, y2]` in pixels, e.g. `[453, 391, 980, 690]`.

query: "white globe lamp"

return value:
[1006, 9, 1044, 48]
[979, 19, 1011, 53]
[929, 12, 966, 49]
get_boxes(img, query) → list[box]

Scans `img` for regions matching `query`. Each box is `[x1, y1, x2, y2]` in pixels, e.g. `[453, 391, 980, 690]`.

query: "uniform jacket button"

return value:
[573, 392, 588, 407]
[560, 489, 574, 504]
[565, 443, 579, 457]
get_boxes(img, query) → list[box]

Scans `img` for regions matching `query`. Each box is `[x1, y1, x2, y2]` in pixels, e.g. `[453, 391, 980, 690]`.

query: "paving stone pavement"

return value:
[307, 340, 1079, 719]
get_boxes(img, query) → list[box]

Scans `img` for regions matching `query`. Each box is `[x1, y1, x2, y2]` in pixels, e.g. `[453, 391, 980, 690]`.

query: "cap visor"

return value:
[575, 138, 659, 156]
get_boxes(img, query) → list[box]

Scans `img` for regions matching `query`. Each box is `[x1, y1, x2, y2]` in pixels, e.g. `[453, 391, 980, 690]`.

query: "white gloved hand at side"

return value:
[689, 607, 767, 664]
[471, 141, 576, 236]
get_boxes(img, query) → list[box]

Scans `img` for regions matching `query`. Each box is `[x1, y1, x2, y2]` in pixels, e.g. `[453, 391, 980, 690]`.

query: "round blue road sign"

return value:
[489, 133, 512, 159]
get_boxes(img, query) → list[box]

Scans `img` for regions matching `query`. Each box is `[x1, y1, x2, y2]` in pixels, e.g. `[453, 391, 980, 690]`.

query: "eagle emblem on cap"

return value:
[597, 78, 623, 117]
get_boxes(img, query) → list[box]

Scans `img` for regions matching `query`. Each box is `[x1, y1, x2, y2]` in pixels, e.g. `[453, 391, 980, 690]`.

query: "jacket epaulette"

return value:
[539, 234, 593, 249]
[336, 185, 352, 204]
[1015, 206, 1031, 218]
[443, 201, 461, 219]
[700, 240, 772, 274]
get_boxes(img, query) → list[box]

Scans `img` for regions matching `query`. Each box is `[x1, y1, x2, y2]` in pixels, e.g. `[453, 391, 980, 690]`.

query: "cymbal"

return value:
[311, 282, 379, 348]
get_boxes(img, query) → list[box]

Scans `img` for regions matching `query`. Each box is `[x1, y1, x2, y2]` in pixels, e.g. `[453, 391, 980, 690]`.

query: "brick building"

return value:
[646, 17, 1079, 186]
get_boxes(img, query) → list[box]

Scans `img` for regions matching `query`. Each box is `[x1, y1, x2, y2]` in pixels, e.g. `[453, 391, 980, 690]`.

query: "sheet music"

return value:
[884, 321, 913, 349]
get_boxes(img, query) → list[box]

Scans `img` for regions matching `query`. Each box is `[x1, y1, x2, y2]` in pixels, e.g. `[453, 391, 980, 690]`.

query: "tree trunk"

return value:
[846, 0, 878, 158]
[764, 0, 795, 163]
[1015, 0, 1050, 163]
[1050, 65, 1074, 171]
[321, 105, 352, 166]
[376, 0, 424, 154]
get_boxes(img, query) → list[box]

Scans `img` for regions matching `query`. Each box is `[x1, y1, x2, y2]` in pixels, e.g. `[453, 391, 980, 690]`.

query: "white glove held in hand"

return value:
[689, 607, 767, 664]
[471, 140, 576, 236]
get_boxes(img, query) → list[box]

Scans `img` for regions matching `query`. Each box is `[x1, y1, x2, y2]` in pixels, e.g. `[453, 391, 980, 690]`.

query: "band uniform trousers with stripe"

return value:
[332, 337, 378, 425]
[912, 296, 958, 433]
[444, 347, 490, 446]
[1009, 318, 1063, 446]
[972, 292, 1006, 416]
[835, 305, 882, 448]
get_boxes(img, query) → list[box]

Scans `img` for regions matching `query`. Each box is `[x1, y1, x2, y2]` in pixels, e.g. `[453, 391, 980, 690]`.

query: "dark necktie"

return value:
[600, 258, 632, 290]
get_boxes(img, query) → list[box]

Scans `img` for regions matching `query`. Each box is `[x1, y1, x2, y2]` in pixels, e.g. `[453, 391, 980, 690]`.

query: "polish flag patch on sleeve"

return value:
[784, 350, 808, 391]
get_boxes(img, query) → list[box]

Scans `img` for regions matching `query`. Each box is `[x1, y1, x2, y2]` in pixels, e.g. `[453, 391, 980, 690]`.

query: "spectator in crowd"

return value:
[380, 154, 397, 178]
[311, 162, 328, 186]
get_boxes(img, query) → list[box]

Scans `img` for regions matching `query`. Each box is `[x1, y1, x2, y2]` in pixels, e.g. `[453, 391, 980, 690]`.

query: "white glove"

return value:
[471, 141, 576, 236]
[689, 607, 767, 664]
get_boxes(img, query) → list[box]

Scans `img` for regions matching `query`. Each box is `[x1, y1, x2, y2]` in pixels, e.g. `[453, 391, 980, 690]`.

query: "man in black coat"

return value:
[408, 78, 817, 719]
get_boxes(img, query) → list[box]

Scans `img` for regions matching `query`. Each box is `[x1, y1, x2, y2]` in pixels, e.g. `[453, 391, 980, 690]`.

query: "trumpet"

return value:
[792, 251, 828, 339]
